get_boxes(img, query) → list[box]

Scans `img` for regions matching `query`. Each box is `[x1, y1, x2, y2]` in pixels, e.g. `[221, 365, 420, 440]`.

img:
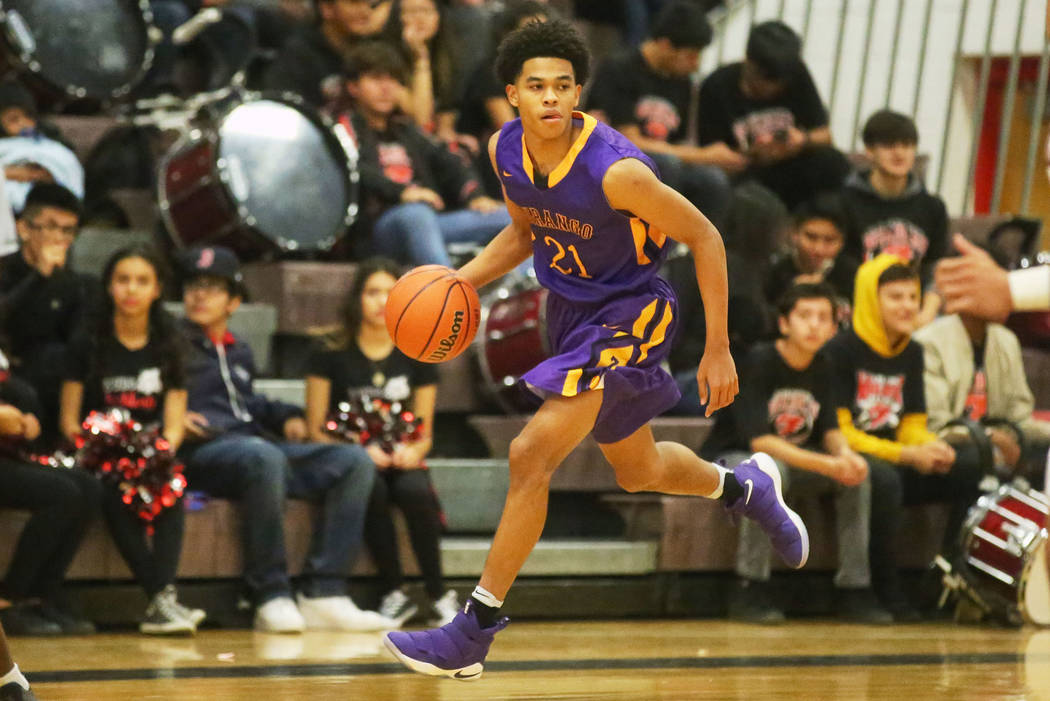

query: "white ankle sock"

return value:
[1, 663, 29, 691]
[707, 464, 730, 499]
[471, 585, 504, 609]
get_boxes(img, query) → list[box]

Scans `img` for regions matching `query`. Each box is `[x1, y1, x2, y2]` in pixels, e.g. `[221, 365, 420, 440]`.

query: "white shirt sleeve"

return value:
[0, 177, 17, 257]
[1008, 266, 1050, 311]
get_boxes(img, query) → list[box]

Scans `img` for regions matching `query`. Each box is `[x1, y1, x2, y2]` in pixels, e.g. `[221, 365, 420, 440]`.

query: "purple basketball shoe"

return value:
[383, 601, 509, 680]
[727, 453, 809, 569]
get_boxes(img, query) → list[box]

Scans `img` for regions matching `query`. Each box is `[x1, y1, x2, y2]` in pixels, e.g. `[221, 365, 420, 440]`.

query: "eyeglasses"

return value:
[24, 219, 77, 239]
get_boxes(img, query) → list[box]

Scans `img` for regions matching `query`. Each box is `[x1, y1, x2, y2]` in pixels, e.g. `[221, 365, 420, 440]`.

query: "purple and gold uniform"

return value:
[496, 110, 681, 443]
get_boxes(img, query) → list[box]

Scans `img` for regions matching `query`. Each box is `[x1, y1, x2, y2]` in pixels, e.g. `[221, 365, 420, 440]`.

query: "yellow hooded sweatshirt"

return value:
[833, 254, 938, 463]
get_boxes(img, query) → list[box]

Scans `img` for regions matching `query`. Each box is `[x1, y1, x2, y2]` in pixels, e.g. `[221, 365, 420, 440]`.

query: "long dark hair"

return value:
[383, 0, 456, 110]
[322, 257, 402, 350]
[91, 245, 186, 390]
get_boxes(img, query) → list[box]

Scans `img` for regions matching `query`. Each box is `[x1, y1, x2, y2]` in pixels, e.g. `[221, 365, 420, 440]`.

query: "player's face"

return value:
[779, 297, 835, 354]
[184, 275, 241, 328]
[506, 57, 581, 140]
[877, 278, 920, 340]
[348, 72, 402, 118]
[793, 217, 843, 273]
[360, 270, 397, 330]
[866, 141, 916, 180]
[108, 256, 161, 318]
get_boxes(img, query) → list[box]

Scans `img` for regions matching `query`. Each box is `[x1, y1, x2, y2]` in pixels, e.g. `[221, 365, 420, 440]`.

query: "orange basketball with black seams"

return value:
[385, 265, 480, 363]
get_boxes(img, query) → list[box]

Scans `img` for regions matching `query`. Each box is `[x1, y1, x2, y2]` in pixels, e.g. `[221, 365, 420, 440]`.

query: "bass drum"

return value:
[0, 0, 156, 106]
[158, 93, 359, 260]
[476, 277, 548, 414]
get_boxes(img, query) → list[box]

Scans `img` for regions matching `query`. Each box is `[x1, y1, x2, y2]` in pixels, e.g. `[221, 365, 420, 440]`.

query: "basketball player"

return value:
[384, 19, 809, 680]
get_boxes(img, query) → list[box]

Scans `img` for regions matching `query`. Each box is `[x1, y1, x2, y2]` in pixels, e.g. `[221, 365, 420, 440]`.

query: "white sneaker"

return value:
[378, 589, 419, 628]
[428, 590, 461, 626]
[140, 590, 195, 636]
[296, 594, 397, 632]
[160, 585, 206, 627]
[254, 596, 305, 633]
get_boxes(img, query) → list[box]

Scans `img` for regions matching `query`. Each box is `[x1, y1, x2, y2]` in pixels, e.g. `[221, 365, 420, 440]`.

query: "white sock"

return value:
[706, 464, 730, 499]
[1, 663, 29, 691]
[471, 585, 504, 609]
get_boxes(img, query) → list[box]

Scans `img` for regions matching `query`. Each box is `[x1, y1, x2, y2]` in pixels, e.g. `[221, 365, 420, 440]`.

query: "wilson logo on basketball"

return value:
[427, 310, 464, 362]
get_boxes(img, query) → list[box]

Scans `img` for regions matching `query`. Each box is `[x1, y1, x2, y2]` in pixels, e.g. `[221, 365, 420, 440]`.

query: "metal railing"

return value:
[701, 0, 1050, 218]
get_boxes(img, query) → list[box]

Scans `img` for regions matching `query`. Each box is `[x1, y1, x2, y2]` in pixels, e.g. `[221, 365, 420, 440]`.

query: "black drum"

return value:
[158, 93, 359, 260]
[0, 0, 156, 104]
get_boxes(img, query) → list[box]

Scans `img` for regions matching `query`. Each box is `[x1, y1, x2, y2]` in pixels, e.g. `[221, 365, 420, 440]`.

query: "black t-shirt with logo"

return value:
[697, 62, 828, 151]
[703, 341, 838, 458]
[307, 342, 439, 412]
[65, 335, 183, 426]
[586, 48, 691, 144]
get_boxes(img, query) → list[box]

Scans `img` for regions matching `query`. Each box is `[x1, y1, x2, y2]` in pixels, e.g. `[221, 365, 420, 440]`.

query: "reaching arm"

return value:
[162, 389, 187, 451]
[58, 380, 84, 443]
[304, 375, 335, 443]
[603, 157, 738, 414]
[751, 433, 838, 476]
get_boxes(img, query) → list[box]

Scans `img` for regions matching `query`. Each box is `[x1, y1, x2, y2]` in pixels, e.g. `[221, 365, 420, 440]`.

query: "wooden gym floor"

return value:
[14, 620, 1050, 700]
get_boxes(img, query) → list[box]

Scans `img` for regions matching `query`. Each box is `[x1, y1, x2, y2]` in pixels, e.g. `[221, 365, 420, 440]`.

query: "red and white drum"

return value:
[960, 481, 1050, 626]
[476, 284, 549, 413]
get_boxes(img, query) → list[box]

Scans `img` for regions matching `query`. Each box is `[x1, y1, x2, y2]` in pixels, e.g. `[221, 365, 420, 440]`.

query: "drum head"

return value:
[217, 99, 352, 251]
[1, 0, 151, 99]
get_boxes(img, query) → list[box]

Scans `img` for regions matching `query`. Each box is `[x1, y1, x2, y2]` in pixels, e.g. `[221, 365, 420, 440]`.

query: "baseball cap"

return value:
[178, 246, 246, 296]
[746, 21, 803, 82]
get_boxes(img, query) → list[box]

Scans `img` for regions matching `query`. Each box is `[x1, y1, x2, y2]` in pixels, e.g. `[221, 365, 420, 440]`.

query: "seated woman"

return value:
[305, 257, 459, 626]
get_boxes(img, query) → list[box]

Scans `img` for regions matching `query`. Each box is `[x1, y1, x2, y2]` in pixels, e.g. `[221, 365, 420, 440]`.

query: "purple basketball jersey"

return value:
[495, 112, 668, 303]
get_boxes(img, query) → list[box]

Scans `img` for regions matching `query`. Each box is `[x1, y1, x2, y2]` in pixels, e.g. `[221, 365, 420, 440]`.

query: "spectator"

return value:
[174, 246, 392, 633]
[586, 0, 734, 227]
[0, 184, 97, 447]
[704, 283, 889, 624]
[914, 308, 1050, 484]
[0, 81, 83, 235]
[339, 41, 509, 266]
[840, 110, 948, 328]
[265, 0, 385, 108]
[0, 350, 101, 636]
[698, 21, 849, 210]
[825, 255, 982, 620]
[305, 258, 460, 627]
[765, 194, 858, 324]
[59, 246, 202, 635]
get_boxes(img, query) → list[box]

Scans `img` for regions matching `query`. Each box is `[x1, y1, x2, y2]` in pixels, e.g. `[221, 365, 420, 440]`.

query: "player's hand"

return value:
[366, 443, 393, 468]
[831, 451, 868, 487]
[283, 416, 308, 442]
[391, 442, 426, 469]
[468, 196, 503, 214]
[184, 411, 211, 438]
[696, 344, 738, 417]
[21, 413, 40, 442]
[0, 404, 25, 436]
[401, 184, 445, 210]
[935, 233, 1012, 322]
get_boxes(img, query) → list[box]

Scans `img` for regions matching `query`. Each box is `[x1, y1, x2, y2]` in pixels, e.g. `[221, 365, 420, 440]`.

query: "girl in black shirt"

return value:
[59, 246, 203, 635]
[306, 257, 457, 627]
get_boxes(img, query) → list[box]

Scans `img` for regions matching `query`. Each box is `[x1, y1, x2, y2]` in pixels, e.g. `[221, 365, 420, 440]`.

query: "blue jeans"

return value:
[646, 152, 732, 229]
[179, 436, 375, 603]
[372, 202, 511, 266]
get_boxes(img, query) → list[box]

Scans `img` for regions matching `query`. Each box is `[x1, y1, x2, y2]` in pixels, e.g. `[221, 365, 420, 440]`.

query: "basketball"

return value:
[385, 265, 481, 363]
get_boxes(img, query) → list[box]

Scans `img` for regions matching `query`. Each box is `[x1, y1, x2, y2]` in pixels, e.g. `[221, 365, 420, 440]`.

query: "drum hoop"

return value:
[475, 286, 548, 414]
[0, 0, 159, 101]
[156, 128, 237, 251]
[211, 91, 359, 251]
[1014, 529, 1049, 625]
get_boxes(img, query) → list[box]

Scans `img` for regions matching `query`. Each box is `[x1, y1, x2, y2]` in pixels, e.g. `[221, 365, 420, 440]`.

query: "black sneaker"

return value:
[727, 579, 785, 624]
[0, 605, 61, 636]
[0, 682, 37, 701]
[836, 588, 894, 624]
[37, 601, 96, 635]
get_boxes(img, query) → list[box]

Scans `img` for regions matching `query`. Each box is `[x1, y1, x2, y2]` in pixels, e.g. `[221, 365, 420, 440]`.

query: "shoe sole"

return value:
[752, 452, 810, 569]
[383, 633, 484, 681]
[139, 623, 196, 635]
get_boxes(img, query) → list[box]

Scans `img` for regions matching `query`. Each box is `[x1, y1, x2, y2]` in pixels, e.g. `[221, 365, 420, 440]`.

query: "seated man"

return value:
[0, 184, 96, 446]
[338, 41, 509, 266]
[697, 21, 849, 210]
[704, 283, 889, 624]
[826, 255, 982, 620]
[914, 306, 1050, 486]
[765, 194, 858, 326]
[585, 0, 734, 226]
[839, 110, 948, 328]
[175, 246, 393, 633]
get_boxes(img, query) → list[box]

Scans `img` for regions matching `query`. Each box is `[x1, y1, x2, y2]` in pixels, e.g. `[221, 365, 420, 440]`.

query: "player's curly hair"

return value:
[495, 18, 590, 87]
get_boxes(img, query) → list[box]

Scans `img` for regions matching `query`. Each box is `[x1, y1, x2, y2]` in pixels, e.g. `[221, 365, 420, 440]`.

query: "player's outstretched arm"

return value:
[604, 157, 739, 415]
[457, 133, 534, 290]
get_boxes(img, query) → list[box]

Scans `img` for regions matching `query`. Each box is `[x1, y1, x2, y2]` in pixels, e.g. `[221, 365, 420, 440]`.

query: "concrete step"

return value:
[427, 458, 508, 532]
[440, 537, 658, 577]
